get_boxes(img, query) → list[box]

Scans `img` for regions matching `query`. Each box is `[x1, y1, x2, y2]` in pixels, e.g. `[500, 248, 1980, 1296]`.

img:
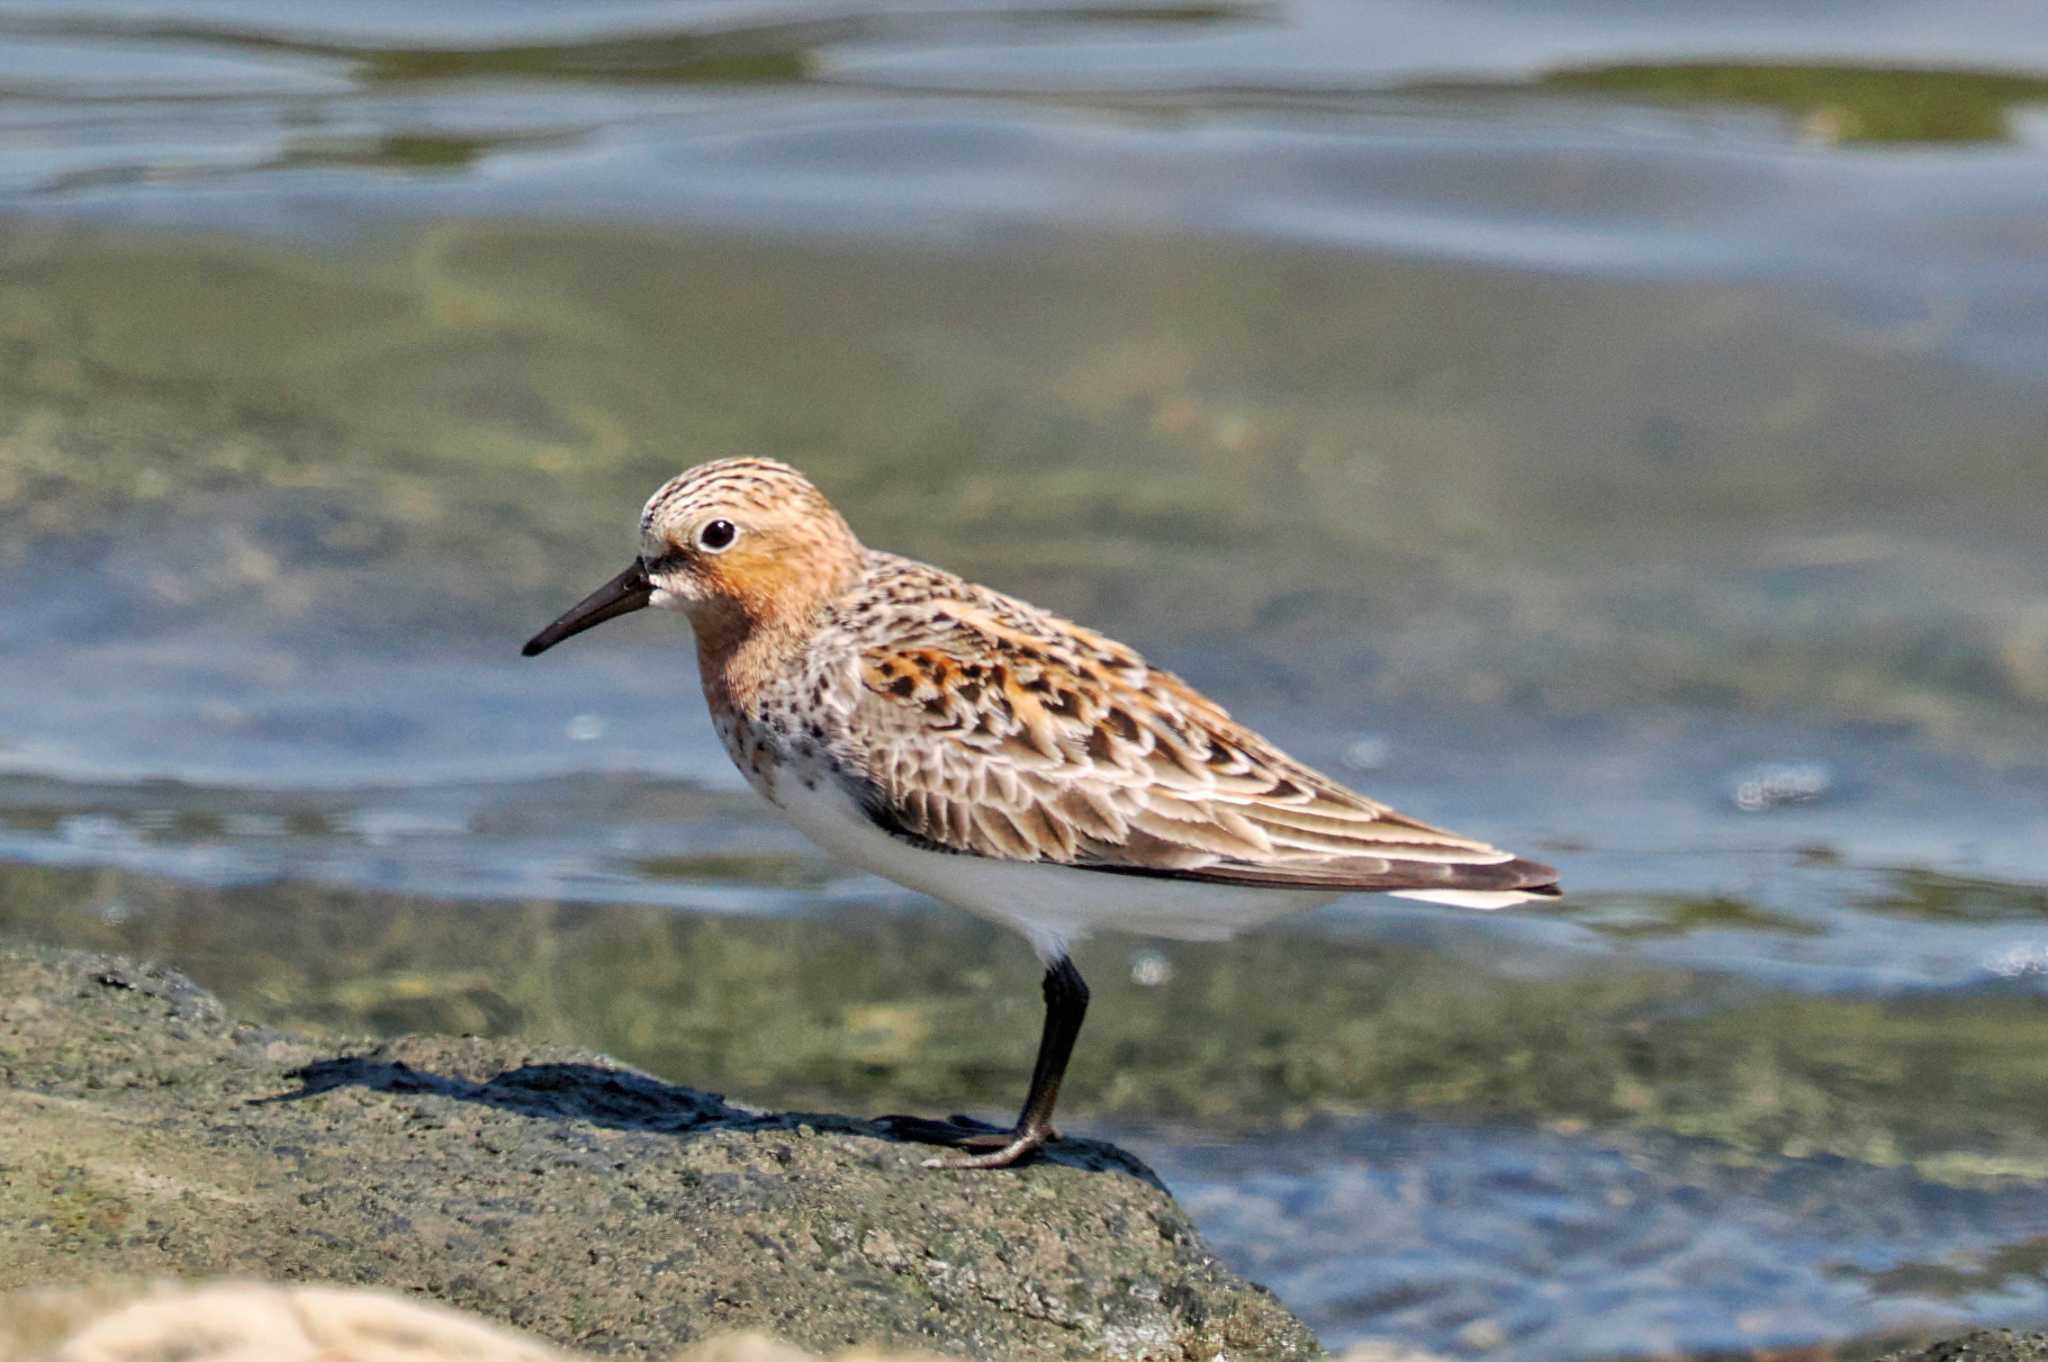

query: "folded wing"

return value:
[844, 585, 1560, 900]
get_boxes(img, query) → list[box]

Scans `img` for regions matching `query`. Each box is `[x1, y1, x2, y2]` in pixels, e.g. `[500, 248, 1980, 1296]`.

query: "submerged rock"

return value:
[0, 942, 1319, 1361]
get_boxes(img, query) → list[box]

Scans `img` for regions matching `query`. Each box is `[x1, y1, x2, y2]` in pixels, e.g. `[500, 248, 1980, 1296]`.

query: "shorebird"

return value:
[524, 458, 1560, 1168]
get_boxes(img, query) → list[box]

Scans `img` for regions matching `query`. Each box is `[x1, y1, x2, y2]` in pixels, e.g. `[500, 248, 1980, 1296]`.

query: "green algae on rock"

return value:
[8, 863, 2048, 1186]
[0, 941, 1322, 1361]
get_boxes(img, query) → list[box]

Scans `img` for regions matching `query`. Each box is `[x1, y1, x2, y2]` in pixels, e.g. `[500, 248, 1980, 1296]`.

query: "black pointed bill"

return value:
[522, 563, 654, 657]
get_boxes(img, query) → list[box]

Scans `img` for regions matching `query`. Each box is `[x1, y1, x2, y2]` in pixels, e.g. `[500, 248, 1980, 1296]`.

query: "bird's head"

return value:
[522, 457, 863, 657]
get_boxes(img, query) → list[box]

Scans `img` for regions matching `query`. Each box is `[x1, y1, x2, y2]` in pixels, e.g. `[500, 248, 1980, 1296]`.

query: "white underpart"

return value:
[768, 775, 1336, 961]
[765, 774, 1530, 960]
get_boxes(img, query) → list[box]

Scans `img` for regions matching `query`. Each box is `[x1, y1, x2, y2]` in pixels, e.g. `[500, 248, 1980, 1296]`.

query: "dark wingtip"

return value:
[1505, 857, 1563, 896]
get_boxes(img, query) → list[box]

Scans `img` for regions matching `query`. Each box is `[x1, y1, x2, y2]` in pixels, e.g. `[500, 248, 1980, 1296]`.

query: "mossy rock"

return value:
[0, 942, 1320, 1360]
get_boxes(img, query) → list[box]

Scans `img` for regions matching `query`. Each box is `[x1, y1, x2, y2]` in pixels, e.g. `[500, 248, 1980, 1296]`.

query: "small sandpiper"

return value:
[525, 458, 1559, 1169]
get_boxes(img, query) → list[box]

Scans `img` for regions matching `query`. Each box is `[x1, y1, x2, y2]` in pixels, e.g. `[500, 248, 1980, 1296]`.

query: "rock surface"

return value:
[0, 943, 1320, 1360]
[1880, 1333, 2048, 1362]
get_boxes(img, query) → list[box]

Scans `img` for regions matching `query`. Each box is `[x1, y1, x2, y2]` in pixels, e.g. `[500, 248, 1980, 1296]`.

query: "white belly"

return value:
[765, 774, 1332, 961]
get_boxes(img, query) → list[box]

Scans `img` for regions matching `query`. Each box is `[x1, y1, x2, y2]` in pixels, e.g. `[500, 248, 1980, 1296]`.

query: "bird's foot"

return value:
[919, 1122, 1052, 1170]
[875, 1112, 1059, 1169]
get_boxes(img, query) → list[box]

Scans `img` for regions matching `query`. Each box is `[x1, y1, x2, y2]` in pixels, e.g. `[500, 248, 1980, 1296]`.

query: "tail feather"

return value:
[1389, 856, 1560, 910]
[1391, 885, 1559, 910]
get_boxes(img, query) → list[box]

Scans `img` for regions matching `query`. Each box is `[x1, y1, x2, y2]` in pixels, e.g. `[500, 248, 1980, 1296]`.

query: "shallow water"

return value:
[4, 1, 2048, 1355]
[1149, 1119, 2048, 1360]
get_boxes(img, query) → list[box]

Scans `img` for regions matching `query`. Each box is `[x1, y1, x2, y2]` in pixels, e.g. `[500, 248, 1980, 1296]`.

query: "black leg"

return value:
[924, 954, 1089, 1170]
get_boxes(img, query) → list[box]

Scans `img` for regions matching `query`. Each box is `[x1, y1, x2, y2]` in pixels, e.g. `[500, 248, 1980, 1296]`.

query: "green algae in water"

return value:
[1561, 892, 1828, 940]
[8, 861, 2048, 1184]
[5, 219, 2047, 757]
[1858, 869, 2048, 924]
[1542, 62, 2048, 144]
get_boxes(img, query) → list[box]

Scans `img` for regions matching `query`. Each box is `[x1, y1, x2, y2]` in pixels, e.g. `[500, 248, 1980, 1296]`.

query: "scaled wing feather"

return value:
[842, 574, 1558, 897]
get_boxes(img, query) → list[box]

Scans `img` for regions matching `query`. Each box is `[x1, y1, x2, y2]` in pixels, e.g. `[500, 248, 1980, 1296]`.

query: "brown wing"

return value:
[846, 592, 1559, 896]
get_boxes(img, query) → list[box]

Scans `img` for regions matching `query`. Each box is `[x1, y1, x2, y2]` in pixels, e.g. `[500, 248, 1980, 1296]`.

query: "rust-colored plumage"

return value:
[526, 456, 1560, 1169]
[615, 457, 1557, 900]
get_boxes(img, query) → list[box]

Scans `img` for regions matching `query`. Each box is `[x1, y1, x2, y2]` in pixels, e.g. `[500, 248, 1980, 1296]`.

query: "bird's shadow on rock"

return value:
[255, 1039, 1163, 1186]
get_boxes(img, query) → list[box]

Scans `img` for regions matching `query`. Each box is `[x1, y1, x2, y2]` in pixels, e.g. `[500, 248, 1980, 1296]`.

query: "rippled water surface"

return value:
[3, 1, 2047, 1355]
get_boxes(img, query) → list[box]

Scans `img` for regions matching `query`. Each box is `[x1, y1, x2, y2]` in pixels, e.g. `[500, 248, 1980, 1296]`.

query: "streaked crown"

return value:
[638, 457, 845, 548]
[637, 458, 864, 640]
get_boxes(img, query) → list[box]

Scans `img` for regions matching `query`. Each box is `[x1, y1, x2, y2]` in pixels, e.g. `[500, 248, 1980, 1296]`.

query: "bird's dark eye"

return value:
[697, 519, 738, 553]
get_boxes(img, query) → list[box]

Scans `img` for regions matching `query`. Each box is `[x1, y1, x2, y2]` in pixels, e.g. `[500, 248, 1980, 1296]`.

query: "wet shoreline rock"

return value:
[0, 942, 1320, 1360]
[1882, 1333, 2048, 1362]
